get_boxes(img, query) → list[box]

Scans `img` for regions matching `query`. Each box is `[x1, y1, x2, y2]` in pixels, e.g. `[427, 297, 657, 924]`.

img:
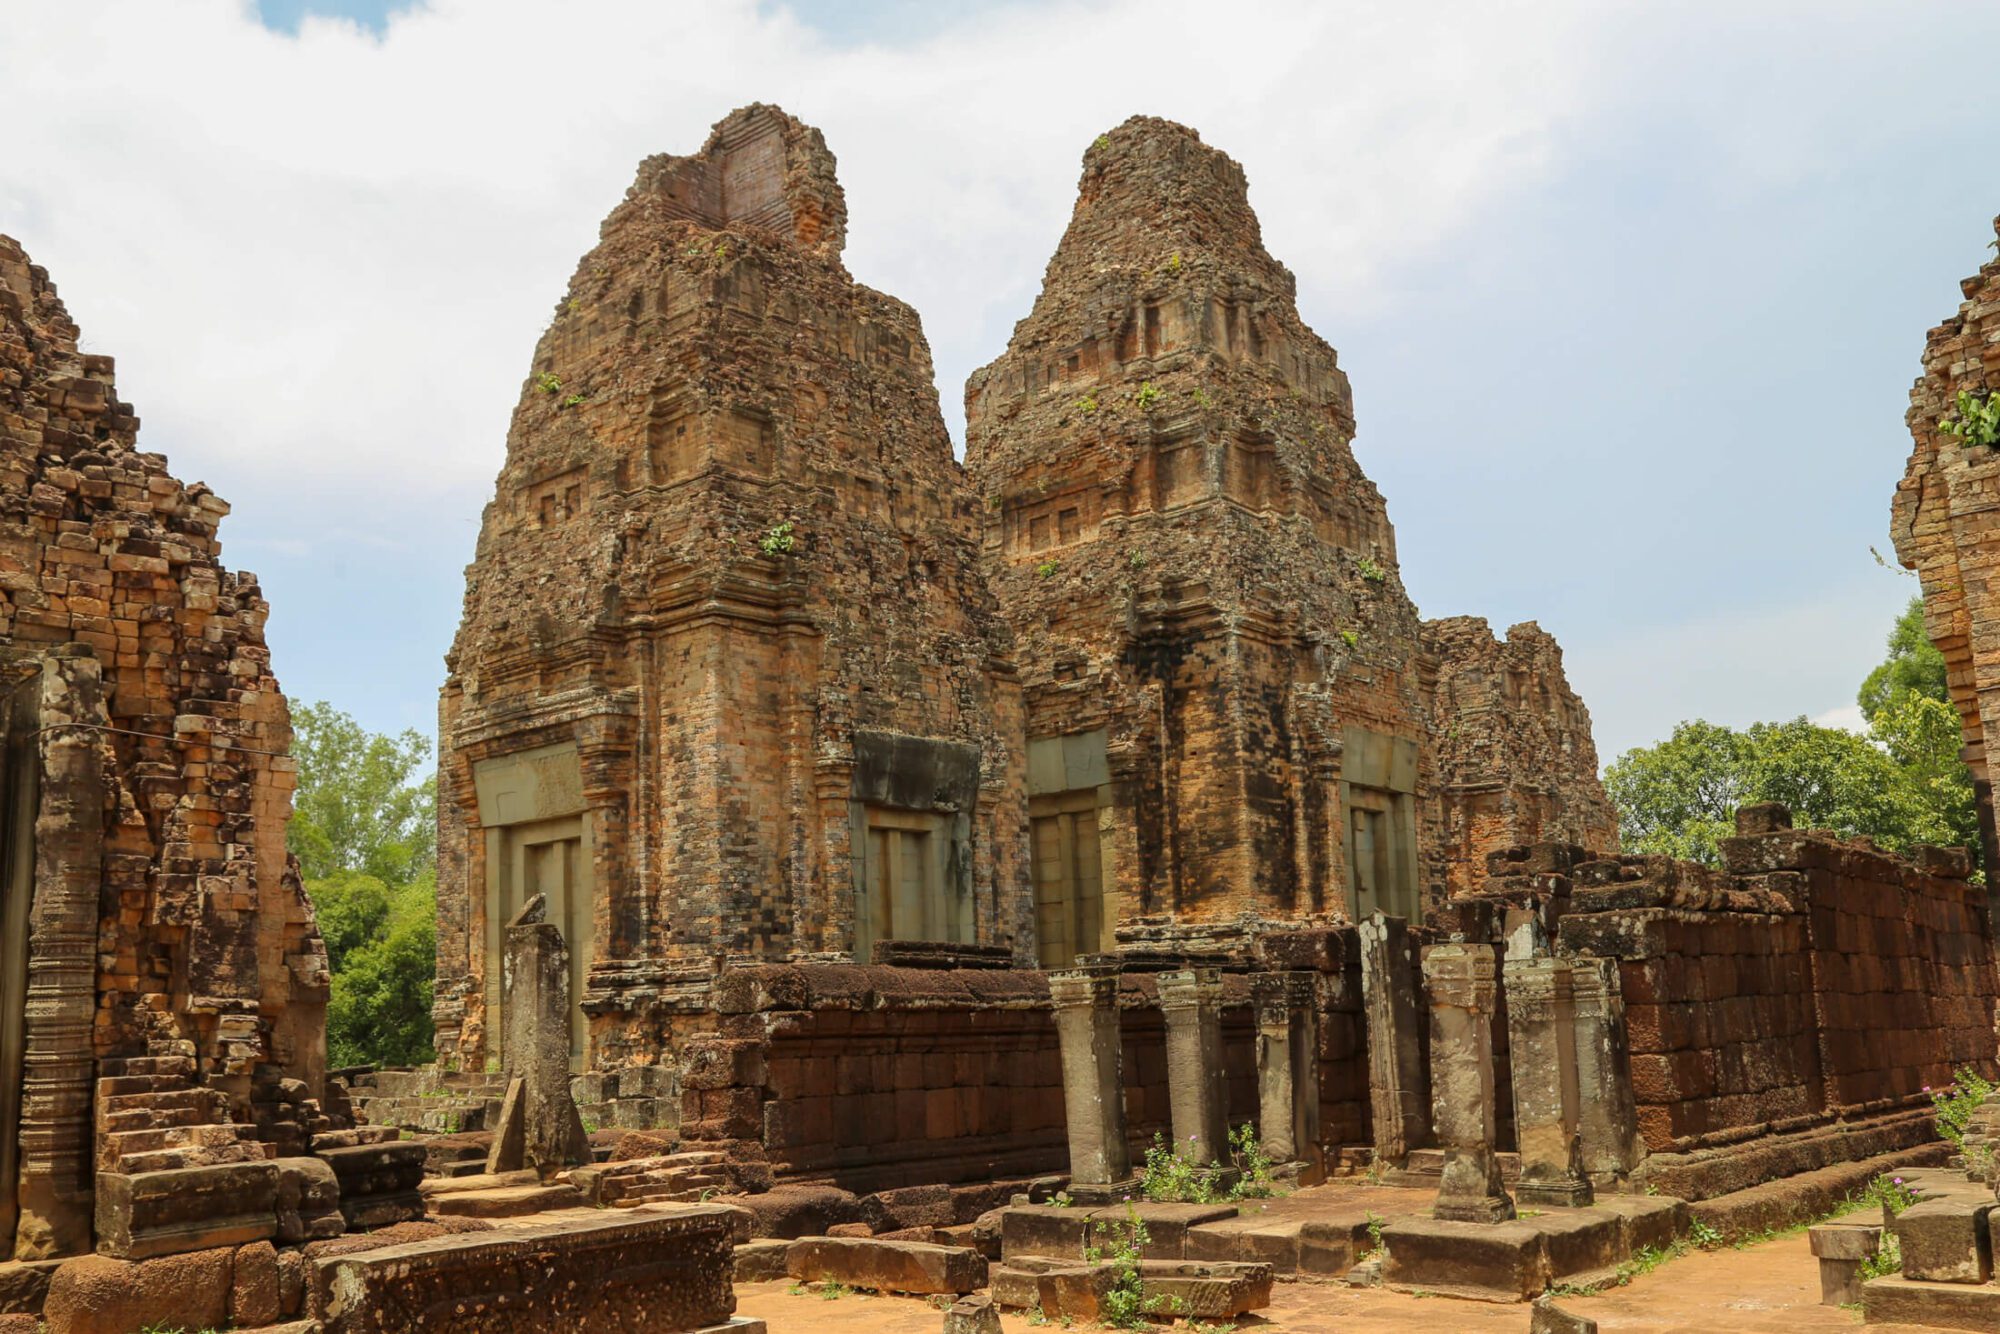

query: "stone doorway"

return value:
[0, 675, 38, 1257]
[855, 806, 957, 959]
[1030, 790, 1106, 969]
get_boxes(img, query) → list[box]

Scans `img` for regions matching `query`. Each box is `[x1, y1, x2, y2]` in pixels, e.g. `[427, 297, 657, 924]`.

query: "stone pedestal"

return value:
[1503, 957, 1592, 1208]
[1050, 968, 1130, 1186]
[1251, 972, 1318, 1166]
[1159, 969, 1228, 1166]
[1568, 956, 1643, 1179]
[1422, 944, 1514, 1223]
[1358, 915, 1429, 1164]
[496, 896, 589, 1179]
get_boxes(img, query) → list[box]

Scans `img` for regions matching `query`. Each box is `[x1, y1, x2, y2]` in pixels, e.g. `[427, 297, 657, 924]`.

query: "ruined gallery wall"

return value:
[0, 236, 324, 1258]
[1420, 617, 1618, 900]
[436, 106, 1027, 1068]
[1892, 213, 2000, 875]
[1549, 830, 1997, 1156]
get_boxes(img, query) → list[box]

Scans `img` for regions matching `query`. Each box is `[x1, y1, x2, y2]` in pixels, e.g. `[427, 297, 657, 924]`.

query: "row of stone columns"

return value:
[1049, 965, 1322, 1191]
[1423, 941, 1643, 1221]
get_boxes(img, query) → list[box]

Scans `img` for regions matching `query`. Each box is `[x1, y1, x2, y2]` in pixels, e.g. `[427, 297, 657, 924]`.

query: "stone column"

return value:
[1358, 914, 1429, 1163]
[493, 894, 589, 1179]
[1252, 971, 1319, 1165]
[1569, 955, 1644, 1179]
[1503, 956, 1592, 1207]
[1158, 968, 1228, 1165]
[1050, 967, 1130, 1186]
[1423, 942, 1515, 1223]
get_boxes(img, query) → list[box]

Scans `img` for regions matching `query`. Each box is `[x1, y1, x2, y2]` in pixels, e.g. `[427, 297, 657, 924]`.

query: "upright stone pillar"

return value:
[1569, 955, 1644, 1179]
[1050, 967, 1130, 1187]
[1159, 968, 1228, 1165]
[1503, 956, 1592, 1207]
[494, 894, 589, 1179]
[1251, 971, 1320, 1166]
[1423, 943, 1515, 1223]
[1358, 914, 1430, 1163]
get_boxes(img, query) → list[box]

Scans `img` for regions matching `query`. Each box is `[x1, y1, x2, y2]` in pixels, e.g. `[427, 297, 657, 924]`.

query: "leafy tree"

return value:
[288, 700, 436, 886]
[288, 702, 438, 1068]
[1607, 598, 1979, 870]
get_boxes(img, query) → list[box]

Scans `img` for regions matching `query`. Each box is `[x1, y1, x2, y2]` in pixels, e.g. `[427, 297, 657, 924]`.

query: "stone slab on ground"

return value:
[426, 1183, 585, 1218]
[785, 1236, 987, 1294]
[1530, 1293, 1598, 1333]
[1533, 1209, 1625, 1290]
[93, 1162, 280, 1260]
[1863, 1274, 2000, 1331]
[732, 1239, 792, 1283]
[988, 1256, 1271, 1321]
[1382, 1216, 1551, 1302]
[1589, 1192, 1688, 1254]
[1687, 1143, 1949, 1241]
[1182, 1212, 1374, 1275]
[313, 1205, 739, 1332]
[996, 1200, 1237, 1261]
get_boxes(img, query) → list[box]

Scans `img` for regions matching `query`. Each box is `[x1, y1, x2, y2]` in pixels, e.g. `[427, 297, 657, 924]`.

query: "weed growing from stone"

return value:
[1133, 381, 1161, 411]
[1076, 393, 1098, 415]
[1085, 1206, 1152, 1329]
[1859, 1230, 1902, 1282]
[1140, 1132, 1220, 1204]
[759, 522, 796, 556]
[1941, 390, 2000, 449]
[1227, 1122, 1277, 1198]
[1927, 1065, 1994, 1146]
[1862, 1172, 1917, 1216]
[1036, 559, 1061, 579]
[536, 372, 562, 395]
[817, 1281, 850, 1301]
[1356, 555, 1387, 583]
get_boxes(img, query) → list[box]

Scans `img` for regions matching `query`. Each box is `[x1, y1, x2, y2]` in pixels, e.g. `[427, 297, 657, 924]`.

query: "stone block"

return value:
[1535, 1211, 1623, 1287]
[1809, 1221, 1882, 1261]
[1086, 1201, 1236, 1260]
[1591, 1193, 1688, 1254]
[998, 1204, 1093, 1259]
[42, 1249, 231, 1334]
[231, 1241, 282, 1328]
[273, 1156, 345, 1243]
[314, 1206, 737, 1332]
[0, 1261, 58, 1316]
[1895, 1197, 1992, 1283]
[94, 1162, 279, 1260]
[785, 1236, 987, 1295]
[1530, 1294, 1598, 1333]
[732, 1239, 793, 1283]
[1381, 1217, 1549, 1302]
[942, 1293, 1002, 1334]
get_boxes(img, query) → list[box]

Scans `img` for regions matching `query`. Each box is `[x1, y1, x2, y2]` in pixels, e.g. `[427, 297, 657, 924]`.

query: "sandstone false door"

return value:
[1341, 726, 1421, 924]
[856, 807, 960, 959]
[1031, 791, 1105, 969]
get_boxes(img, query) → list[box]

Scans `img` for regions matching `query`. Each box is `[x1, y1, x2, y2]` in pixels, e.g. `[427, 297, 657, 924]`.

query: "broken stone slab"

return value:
[785, 1236, 987, 1295]
[93, 1161, 279, 1260]
[1182, 1213, 1373, 1275]
[942, 1293, 1002, 1334]
[1589, 1193, 1688, 1255]
[0, 1260, 60, 1315]
[988, 1256, 1271, 1321]
[485, 1076, 527, 1174]
[732, 1238, 792, 1283]
[1894, 1196, 1993, 1283]
[313, 1206, 739, 1332]
[272, 1156, 345, 1244]
[1809, 1221, 1882, 1305]
[425, 1183, 584, 1218]
[1533, 1210, 1624, 1291]
[1530, 1293, 1598, 1333]
[1863, 1274, 2000, 1330]
[1381, 1216, 1550, 1302]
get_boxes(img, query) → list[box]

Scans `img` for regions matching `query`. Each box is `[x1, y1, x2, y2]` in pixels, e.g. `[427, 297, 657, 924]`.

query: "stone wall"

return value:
[435, 105, 1027, 1070]
[0, 236, 324, 1260]
[1420, 617, 1618, 899]
[1891, 213, 2000, 889]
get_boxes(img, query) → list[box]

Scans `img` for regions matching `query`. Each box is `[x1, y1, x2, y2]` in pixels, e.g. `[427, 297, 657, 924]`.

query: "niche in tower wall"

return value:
[473, 743, 594, 1070]
[1341, 725, 1420, 923]
[848, 730, 982, 960]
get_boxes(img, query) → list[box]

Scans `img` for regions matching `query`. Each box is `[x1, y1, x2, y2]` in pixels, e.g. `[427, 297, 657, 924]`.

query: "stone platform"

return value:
[1381, 1194, 1688, 1302]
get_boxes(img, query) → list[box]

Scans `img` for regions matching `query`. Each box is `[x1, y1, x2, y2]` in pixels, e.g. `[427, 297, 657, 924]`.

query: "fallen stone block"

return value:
[43, 1249, 232, 1334]
[1382, 1216, 1550, 1302]
[942, 1293, 1002, 1334]
[273, 1156, 345, 1244]
[1894, 1197, 1992, 1283]
[987, 1256, 1270, 1321]
[314, 1206, 738, 1332]
[1531, 1293, 1598, 1333]
[94, 1162, 279, 1260]
[999, 1204, 1093, 1260]
[785, 1236, 987, 1295]
[733, 1239, 792, 1283]
[0, 1260, 59, 1316]
[426, 1183, 583, 1218]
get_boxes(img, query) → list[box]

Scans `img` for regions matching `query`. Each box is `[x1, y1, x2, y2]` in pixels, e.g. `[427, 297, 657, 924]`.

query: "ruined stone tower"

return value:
[965, 119, 1613, 960]
[436, 106, 1028, 1069]
[0, 236, 324, 1259]
[1892, 213, 2000, 899]
[965, 117, 1436, 957]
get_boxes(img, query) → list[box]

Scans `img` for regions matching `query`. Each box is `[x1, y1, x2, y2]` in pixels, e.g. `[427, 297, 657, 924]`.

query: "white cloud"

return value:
[1812, 704, 1868, 735]
[0, 0, 1602, 507]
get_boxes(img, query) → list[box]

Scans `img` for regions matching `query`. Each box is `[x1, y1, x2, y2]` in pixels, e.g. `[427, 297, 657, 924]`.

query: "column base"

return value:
[1432, 1194, 1519, 1224]
[1063, 1178, 1144, 1207]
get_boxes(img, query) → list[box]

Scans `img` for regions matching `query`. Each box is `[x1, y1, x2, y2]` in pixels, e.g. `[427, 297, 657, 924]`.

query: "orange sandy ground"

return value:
[736, 1229, 1935, 1333]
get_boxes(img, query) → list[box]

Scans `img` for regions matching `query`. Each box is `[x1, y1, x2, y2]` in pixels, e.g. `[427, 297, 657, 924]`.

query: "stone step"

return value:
[428, 1183, 585, 1218]
[106, 1123, 258, 1156]
[101, 1088, 226, 1117]
[118, 1142, 271, 1174]
[103, 1107, 207, 1134]
[97, 1074, 189, 1097]
[99, 1055, 197, 1080]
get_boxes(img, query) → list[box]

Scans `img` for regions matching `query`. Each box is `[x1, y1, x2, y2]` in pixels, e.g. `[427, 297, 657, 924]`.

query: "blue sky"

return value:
[4, 0, 1995, 764]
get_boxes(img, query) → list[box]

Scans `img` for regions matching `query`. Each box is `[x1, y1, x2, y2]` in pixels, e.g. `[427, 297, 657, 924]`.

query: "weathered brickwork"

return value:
[1891, 213, 2000, 882]
[0, 237, 325, 1261]
[964, 118, 1611, 948]
[435, 106, 1027, 1069]
[1420, 618, 1617, 900]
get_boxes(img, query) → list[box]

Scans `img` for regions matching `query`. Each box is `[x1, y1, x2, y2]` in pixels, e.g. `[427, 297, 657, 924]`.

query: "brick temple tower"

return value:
[435, 106, 1029, 1069]
[965, 117, 1437, 962]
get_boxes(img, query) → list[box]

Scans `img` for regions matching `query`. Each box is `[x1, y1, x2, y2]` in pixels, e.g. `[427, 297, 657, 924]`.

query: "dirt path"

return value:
[737, 1230, 1936, 1332]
